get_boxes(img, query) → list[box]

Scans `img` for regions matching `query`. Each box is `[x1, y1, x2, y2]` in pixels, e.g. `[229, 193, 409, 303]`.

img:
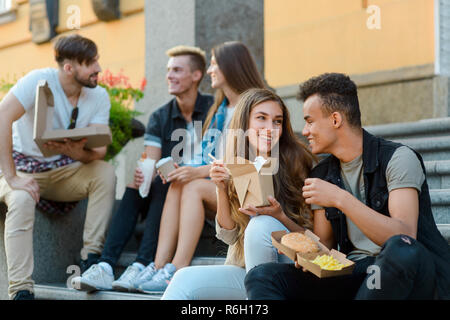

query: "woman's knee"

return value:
[180, 179, 204, 197]
[245, 215, 284, 245]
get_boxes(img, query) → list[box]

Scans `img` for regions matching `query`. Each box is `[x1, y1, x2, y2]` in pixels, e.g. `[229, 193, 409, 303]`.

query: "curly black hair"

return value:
[297, 73, 361, 128]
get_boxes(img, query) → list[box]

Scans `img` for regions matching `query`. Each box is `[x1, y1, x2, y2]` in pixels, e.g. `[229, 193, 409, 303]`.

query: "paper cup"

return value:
[137, 158, 155, 198]
[156, 157, 176, 180]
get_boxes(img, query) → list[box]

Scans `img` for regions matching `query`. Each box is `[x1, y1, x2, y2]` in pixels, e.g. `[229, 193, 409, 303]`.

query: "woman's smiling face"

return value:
[247, 100, 283, 157]
[207, 55, 227, 89]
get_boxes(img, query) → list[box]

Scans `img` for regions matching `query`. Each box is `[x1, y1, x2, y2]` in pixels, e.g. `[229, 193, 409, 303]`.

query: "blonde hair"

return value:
[166, 45, 207, 82]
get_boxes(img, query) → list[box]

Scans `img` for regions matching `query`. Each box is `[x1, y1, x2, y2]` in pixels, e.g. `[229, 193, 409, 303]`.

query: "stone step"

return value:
[117, 252, 226, 270]
[392, 136, 450, 161]
[114, 252, 226, 277]
[365, 117, 450, 140]
[438, 224, 450, 244]
[365, 118, 450, 161]
[430, 189, 450, 224]
[33, 225, 450, 301]
[34, 283, 161, 300]
[424, 160, 450, 189]
[35, 255, 226, 300]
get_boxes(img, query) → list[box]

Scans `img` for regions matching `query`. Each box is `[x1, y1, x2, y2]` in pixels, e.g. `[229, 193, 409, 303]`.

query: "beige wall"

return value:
[0, 0, 145, 87]
[265, 0, 435, 87]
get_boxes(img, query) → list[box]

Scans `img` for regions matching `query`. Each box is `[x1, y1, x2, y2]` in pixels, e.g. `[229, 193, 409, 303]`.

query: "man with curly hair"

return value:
[244, 73, 450, 300]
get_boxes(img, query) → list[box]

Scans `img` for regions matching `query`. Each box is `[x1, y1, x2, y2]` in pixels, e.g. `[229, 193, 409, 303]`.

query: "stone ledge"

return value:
[430, 189, 450, 206]
[437, 224, 450, 244]
[34, 283, 160, 300]
[0, 200, 88, 300]
[366, 117, 450, 139]
[276, 64, 436, 99]
[425, 160, 450, 175]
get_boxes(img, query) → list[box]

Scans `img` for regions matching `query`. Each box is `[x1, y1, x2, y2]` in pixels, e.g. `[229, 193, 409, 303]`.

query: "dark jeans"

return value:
[100, 176, 170, 268]
[245, 234, 437, 300]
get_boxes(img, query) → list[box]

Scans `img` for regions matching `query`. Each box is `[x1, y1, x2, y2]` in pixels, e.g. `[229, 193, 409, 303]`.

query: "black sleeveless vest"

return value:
[309, 129, 450, 299]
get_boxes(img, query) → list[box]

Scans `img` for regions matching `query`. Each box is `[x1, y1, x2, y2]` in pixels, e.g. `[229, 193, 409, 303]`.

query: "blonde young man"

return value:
[71, 45, 213, 293]
[0, 35, 116, 300]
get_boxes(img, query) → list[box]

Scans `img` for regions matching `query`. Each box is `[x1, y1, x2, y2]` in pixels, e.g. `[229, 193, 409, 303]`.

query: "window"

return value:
[0, 0, 17, 25]
[0, 0, 12, 14]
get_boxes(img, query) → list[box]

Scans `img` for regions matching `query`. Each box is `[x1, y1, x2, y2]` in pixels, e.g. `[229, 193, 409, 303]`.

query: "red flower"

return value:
[140, 77, 147, 92]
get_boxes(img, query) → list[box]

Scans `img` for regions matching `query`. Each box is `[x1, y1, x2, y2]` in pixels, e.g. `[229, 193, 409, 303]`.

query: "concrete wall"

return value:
[265, 0, 435, 88]
[277, 64, 450, 132]
[0, 0, 146, 87]
[0, 201, 87, 300]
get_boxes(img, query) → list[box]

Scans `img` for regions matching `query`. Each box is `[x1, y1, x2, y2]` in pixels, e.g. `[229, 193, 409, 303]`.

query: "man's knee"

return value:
[86, 160, 116, 188]
[244, 263, 279, 295]
[5, 190, 36, 212]
[4, 190, 36, 231]
[245, 263, 272, 285]
[381, 234, 424, 268]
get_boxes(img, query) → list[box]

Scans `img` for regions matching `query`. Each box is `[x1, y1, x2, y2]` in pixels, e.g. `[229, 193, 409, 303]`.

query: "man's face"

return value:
[72, 55, 102, 88]
[166, 55, 197, 96]
[302, 94, 337, 154]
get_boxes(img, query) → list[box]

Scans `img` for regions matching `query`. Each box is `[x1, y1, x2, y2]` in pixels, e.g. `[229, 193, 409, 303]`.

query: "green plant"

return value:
[99, 69, 146, 160]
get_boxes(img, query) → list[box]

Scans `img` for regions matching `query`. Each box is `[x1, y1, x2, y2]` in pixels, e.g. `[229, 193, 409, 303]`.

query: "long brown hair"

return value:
[224, 88, 316, 263]
[202, 41, 266, 135]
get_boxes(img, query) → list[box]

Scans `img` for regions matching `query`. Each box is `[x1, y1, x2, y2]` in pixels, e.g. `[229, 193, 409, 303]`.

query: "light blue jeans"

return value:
[162, 215, 292, 300]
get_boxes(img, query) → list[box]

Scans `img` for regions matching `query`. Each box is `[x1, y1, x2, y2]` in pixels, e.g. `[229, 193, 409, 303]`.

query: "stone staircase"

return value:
[1, 117, 450, 300]
[32, 219, 227, 300]
[365, 117, 450, 225]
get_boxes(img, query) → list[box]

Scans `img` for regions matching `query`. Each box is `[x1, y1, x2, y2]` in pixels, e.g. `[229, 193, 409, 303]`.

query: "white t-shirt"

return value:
[9, 68, 111, 162]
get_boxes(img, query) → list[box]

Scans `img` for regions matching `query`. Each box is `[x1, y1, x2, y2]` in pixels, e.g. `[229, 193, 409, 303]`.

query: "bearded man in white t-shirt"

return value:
[0, 35, 116, 300]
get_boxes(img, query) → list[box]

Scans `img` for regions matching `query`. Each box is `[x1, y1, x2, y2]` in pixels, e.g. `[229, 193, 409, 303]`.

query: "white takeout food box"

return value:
[226, 156, 276, 208]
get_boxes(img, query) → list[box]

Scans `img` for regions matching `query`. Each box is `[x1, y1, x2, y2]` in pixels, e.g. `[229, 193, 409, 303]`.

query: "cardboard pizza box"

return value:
[33, 80, 112, 157]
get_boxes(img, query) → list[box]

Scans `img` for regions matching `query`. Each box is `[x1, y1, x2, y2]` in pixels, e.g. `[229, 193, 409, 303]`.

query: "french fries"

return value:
[310, 254, 349, 271]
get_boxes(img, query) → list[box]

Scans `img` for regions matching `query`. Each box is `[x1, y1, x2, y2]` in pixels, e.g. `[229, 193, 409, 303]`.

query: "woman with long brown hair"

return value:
[161, 88, 316, 300]
[135, 42, 266, 293]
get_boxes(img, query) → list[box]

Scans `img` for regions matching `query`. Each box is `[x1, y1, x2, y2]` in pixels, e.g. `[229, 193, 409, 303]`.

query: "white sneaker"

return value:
[133, 262, 157, 288]
[138, 263, 176, 293]
[71, 264, 114, 292]
[112, 264, 143, 292]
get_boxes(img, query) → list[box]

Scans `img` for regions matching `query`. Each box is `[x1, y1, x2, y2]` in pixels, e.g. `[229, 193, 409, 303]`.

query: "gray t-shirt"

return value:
[313, 146, 425, 261]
